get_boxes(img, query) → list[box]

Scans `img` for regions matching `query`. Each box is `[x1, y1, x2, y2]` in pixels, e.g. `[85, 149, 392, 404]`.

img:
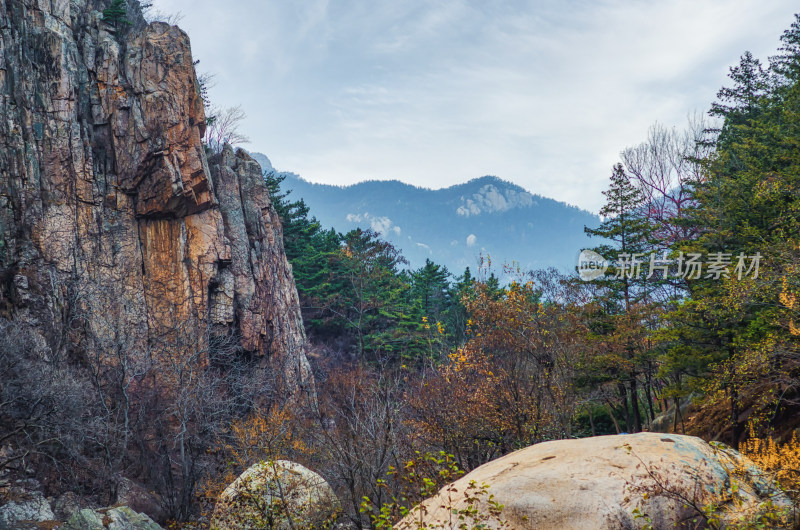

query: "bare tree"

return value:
[621, 113, 717, 246]
[310, 366, 406, 529]
[0, 319, 91, 481]
[140, 3, 185, 25]
[204, 105, 251, 154]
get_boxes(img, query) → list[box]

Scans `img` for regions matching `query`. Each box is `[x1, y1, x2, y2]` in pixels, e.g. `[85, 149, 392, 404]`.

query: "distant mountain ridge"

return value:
[252, 152, 600, 274]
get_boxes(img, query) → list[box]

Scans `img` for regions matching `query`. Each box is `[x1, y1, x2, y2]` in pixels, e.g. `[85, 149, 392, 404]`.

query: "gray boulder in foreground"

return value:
[0, 490, 55, 528]
[212, 460, 340, 529]
[62, 506, 163, 530]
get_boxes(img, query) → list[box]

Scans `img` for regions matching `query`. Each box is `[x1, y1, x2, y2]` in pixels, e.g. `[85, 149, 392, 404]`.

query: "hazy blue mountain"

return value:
[251, 152, 600, 275]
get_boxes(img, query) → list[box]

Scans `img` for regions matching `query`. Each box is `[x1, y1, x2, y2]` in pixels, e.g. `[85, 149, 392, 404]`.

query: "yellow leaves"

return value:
[221, 404, 309, 480]
[448, 348, 471, 372]
[741, 431, 800, 504]
[779, 277, 800, 335]
[779, 278, 796, 310]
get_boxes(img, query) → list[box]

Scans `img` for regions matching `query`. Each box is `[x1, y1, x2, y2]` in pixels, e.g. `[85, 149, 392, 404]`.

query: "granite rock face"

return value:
[0, 1, 312, 395]
[397, 433, 795, 529]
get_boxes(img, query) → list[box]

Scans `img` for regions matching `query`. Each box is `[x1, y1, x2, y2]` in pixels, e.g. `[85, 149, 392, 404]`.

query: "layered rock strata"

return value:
[0, 1, 312, 395]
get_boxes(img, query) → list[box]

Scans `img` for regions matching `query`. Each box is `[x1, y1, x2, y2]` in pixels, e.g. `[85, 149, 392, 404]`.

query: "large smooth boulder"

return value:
[61, 506, 163, 530]
[397, 433, 795, 529]
[211, 460, 340, 529]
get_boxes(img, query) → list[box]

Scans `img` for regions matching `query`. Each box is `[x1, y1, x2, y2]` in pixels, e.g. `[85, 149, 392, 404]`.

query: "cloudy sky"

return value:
[150, 0, 797, 212]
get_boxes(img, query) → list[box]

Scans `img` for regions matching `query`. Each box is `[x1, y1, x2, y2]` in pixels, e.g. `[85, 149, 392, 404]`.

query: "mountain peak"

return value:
[254, 154, 599, 272]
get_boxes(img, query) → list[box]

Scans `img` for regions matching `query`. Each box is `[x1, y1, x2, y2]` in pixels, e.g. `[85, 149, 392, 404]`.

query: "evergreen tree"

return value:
[584, 163, 656, 433]
[585, 163, 654, 309]
[263, 170, 341, 335]
[410, 259, 451, 324]
[770, 13, 800, 84]
[321, 229, 410, 361]
[102, 0, 130, 29]
[661, 15, 800, 445]
[709, 51, 770, 151]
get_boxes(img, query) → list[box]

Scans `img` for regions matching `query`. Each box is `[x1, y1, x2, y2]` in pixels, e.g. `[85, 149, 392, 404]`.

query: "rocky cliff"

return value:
[0, 1, 312, 395]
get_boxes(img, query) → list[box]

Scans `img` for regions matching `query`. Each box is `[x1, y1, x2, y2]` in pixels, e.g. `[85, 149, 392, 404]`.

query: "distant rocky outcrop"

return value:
[397, 433, 795, 529]
[211, 460, 340, 529]
[0, 1, 312, 394]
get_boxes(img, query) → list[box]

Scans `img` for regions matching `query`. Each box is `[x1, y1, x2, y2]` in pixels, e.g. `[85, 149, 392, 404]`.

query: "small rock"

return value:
[51, 491, 85, 521]
[62, 506, 164, 530]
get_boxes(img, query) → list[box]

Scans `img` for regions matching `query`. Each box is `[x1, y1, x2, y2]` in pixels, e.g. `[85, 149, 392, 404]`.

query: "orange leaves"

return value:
[406, 273, 582, 467]
[201, 404, 310, 502]
[227, 404, 309, 466]
[741, 431, 800, 505]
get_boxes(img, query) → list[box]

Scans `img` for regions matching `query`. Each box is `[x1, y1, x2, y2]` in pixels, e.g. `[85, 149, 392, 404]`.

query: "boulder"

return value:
[62, 506, 164, 530]
[51, 491, 85, 521]
[211, 460, 340, 529]
[397, 433, 795, 529]
[115, 477, 167, 524]
[0, 489, 55, 528]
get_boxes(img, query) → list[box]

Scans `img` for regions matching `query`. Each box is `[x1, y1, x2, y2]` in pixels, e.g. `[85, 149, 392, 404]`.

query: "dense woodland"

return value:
[2, 5, 800, 528]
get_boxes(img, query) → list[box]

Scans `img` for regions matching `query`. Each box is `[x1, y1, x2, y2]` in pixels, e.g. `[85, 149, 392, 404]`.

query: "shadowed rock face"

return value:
[0, 1, 312, 396]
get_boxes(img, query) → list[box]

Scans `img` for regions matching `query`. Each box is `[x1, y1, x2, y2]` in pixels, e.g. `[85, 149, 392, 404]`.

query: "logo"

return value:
[578, 249, 608, 281]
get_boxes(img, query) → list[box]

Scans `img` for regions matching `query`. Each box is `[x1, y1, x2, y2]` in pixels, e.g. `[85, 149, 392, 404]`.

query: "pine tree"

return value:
[102, 0, 130, 29]
[770, 13, 800, 84]
[410, 260, 451, 323]
[660, 14, 800, 445]
[585, 163, 654, 309]
[709, 51, 770, 151]
[584, 164, 656, 433]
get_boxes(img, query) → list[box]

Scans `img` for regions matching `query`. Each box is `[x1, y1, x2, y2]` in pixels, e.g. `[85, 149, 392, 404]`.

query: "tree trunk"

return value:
[617, 382, 631, 432]
[630, 376, 642, 433]
[730, 384, 742, 450]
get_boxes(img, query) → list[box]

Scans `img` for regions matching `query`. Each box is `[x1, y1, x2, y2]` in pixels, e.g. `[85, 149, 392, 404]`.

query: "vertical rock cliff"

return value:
[0, 1, 312, 396]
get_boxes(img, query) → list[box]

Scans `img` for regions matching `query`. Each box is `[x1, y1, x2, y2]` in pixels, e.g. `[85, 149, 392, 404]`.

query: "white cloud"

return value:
[345, 213, 362, 222]
[369, 216, 391, 234]
[344, 211, 400, 236]
[466, 234, 477, 247]
[151, 0, 798, 212]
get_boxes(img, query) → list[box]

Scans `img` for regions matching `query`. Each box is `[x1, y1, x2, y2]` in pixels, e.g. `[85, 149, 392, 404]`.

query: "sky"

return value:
[149, 0, 798, 213]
